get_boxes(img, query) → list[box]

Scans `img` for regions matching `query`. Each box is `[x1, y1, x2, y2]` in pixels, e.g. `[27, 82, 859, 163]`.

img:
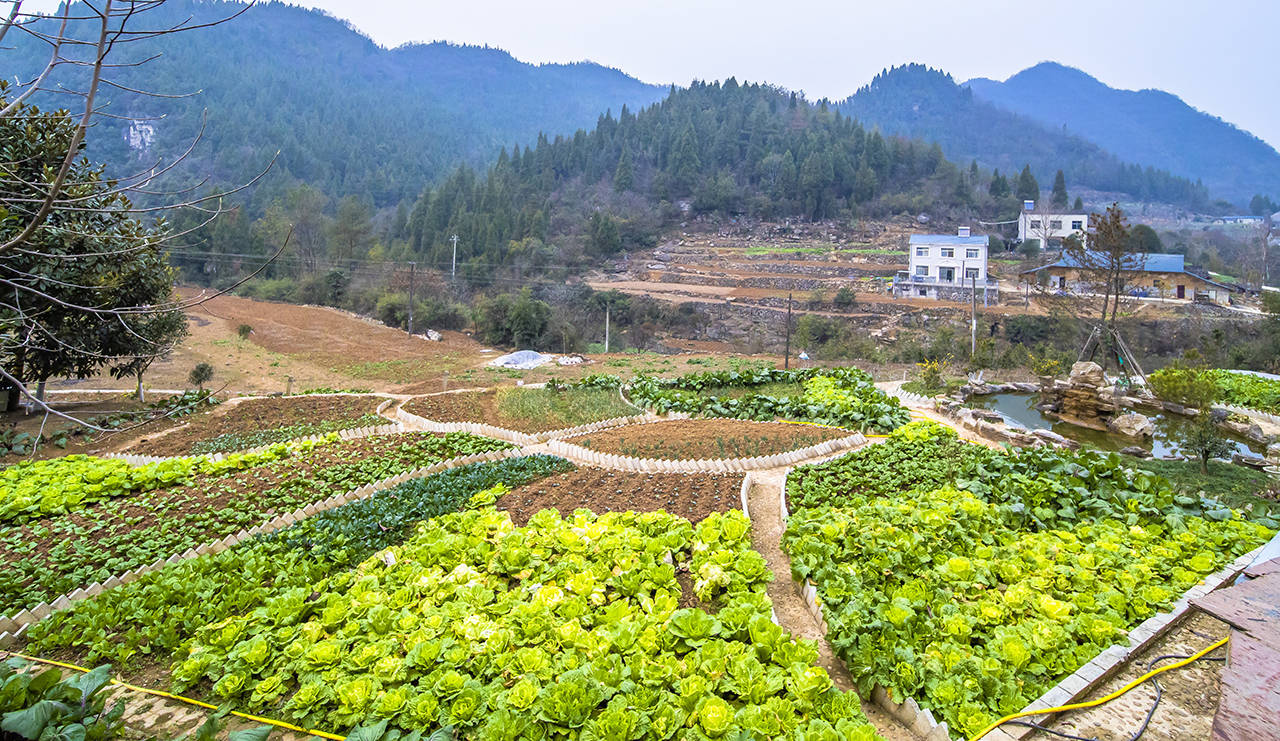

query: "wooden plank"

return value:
[1211, 631, 1280, 741]
[1244, 556, 1280, 579]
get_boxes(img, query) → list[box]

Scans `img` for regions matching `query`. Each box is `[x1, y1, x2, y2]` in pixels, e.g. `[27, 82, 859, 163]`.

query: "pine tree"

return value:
[613, 144, 634, 192]
[1015, 165, 1040, 203]
[1051, 170, 1069, 209]
[1073, 196, 1084, 211]
[989, 169, 1011, 199]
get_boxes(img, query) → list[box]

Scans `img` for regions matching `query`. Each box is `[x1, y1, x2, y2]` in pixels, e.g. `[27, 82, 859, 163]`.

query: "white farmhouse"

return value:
[1016, 200, 1088, 249]
[893, 227, 999, 303]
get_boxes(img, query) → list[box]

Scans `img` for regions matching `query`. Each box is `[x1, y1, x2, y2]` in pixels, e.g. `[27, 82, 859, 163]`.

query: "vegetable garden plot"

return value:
[169, 507, 885, 740]
[624, 367, 910, 433]
[28, 455, 574, 668]
[571, 419, 848, 461]
[402, 387, 637, 434]
[496, 468, 744, 525]
[780, 421, 1277, 738]
[0, 432, 512, 615]
[128, 394, 389, 457]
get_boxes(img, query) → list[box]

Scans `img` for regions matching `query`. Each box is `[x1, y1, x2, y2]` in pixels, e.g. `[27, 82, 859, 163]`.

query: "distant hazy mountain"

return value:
[965, 62, 1280, 204]
[838, 64, 1209, 208]
[8, 0, 667, 209]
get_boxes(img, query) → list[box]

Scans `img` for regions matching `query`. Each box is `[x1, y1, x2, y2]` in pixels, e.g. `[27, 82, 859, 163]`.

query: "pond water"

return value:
[966, 393, 1265, 458]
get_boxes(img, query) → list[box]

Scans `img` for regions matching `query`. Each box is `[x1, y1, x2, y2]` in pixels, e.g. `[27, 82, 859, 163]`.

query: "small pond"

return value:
[966, 393, 1266, 459]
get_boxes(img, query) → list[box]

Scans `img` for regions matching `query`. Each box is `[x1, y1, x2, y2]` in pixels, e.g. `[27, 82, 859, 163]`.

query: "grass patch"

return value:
[1132, 457, 1279, 518]
[495, 386, 637, 429]
[901, 378, 964, 396]
[743, 245, 828, 256]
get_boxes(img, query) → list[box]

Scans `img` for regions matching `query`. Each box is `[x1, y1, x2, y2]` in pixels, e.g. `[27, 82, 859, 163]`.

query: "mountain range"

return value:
[9, 1, 1277, 211]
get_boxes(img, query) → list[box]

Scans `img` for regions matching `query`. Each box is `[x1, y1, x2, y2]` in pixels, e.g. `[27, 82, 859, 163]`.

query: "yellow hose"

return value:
[1, 651, 345, 741]
[967, 636, 1229, 741]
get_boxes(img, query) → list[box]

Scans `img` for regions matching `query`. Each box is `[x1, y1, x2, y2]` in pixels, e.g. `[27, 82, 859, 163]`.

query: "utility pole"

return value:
[450, 234, 459, 280]
[970, 273, 978, 359]
[784, 292, 793, 370]
[407, 261, 416, 335]
[604, 304, 610, 353]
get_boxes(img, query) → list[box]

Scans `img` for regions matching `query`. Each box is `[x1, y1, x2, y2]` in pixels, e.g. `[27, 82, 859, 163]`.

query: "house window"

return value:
[917, 288, 927, 297]
[965, 267, 980, 280]
[1050, 220, 1063, 230]
[916, 247, 928, 257]
[915, 265, 929, 276]
[1030, 219, 1042, 229]
[941, 248, 954, 258]
[1071, 220, 1083, 230]
[966, 248, 980, 259]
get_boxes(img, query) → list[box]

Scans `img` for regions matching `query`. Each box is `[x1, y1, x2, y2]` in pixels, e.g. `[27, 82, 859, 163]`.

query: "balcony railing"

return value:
[895, 272, 999, 288]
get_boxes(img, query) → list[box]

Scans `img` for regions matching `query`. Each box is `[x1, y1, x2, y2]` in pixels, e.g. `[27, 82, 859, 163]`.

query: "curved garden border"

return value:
[0, 447, 523, 647]
[104, 420, 405, 465]
[394, 404, 670, 446]
[544, 427, 868, 473]
[777, 462, 1268, 741]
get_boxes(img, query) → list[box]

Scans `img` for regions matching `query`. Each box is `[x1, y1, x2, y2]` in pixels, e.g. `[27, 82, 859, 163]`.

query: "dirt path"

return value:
[746, 468, 917, 741]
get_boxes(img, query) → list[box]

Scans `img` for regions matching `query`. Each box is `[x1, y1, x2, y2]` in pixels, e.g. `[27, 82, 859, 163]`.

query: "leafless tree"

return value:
[0, 1, 284, 438]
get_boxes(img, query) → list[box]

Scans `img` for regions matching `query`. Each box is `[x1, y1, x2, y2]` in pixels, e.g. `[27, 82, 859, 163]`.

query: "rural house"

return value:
[1017, 200, 1089, 249]
[1019, 251, 1237, 305]
[893, 227, 999, 303]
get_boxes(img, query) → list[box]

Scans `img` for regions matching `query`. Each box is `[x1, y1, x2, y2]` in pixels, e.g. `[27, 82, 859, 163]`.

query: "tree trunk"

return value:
[1200, 454, 1209, 475]
[4, 386, 18, 413]
[136, 373, 145, 403]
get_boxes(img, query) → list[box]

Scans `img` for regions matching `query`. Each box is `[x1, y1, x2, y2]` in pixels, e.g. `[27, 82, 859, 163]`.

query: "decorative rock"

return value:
[1069, 361, 1105, 387]
[1119, 445, 1151, 458]
[1108, 412, 1154, 438]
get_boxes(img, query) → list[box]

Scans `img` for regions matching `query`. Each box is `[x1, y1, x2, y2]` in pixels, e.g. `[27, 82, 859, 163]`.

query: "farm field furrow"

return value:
[402, 386, 639, 433]
[0, 432, 512, 615]
[496, 467, 744, 525]
[126, 394, 388, 456]
[571, 419, 848, 460]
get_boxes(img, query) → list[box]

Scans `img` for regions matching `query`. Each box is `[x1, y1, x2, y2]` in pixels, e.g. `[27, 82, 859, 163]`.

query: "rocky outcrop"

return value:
[1108, 412, 1155, 438]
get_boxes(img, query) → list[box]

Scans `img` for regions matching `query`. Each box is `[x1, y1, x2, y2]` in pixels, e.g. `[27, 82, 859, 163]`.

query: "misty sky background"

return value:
[25, 0, 1280, 152]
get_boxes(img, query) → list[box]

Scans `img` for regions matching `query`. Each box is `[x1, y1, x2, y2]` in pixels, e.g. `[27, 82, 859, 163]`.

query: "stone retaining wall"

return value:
[395, 407, 541, 446]
[0, 448, 522, 648]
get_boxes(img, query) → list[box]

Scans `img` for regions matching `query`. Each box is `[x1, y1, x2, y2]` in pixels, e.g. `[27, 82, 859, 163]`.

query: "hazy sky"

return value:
[25, 0, 1280, 150]
[283, 0, 1279, 150]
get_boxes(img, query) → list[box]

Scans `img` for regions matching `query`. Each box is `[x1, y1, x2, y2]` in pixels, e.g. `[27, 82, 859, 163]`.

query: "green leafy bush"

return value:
[783, 488, 1272, 737]
[1147, 367, 1280, 413]
[28, 455, 574, 666]
[171, 507, 883, 739]
[627, 367, 909, 432]
[0, 660, 123, 741]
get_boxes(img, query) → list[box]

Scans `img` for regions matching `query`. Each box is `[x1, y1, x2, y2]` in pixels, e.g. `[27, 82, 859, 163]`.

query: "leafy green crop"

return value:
[1147, 367, 1280, 413]
[1, 433, 513, 614]
[190, 414, 387, 454]
[783, 488, 1272, 737]
[0, 660, 123, 741]
[788, 421, 985, 508]
[171, 507, 883, 739]
[626, 367, 910, 433]
[28, 455, 574, 666]
[0, 438, 331, 524]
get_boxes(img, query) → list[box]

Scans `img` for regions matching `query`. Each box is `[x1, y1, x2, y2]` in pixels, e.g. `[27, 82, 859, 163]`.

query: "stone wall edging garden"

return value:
[395, 407, 540, 446]
[892, 389, 933, 407]
[543, 432, 867, 473]
[104, 422, 406, 465]
[1216, 403, 1280, 428]
[984, 543, 1267, 741]
[536, 413, 669, 442]
[0, 447, 523, 647]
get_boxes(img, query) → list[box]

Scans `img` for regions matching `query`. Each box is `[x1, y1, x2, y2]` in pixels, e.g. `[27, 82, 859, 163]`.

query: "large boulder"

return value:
[1119, 445, 1152, 458]
[1069, 361, 1105, 387]
[1108, 412, 1155, 438]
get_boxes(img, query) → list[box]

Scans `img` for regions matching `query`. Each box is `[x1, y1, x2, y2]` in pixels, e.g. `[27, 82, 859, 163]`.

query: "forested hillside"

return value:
[966, 63, 1280, 204]
[8, 0, 665, 209]
[405, 79, 998, 277]
[840, 65, 1212, 209]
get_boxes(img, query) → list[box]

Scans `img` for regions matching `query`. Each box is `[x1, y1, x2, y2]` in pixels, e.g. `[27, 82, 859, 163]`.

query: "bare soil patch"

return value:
[496, 467, 744, 525]
[571, 419, 848, 460]
[402, 387, 635, 434]
[125, 395, 385, 456]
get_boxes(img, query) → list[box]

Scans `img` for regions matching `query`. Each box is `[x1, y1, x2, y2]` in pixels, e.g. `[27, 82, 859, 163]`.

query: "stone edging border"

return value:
[0, 447, 522, 647]
[104, 421, 405, 465]
[395, 401, 670, 446]
[544, 431, 868, 473]
[981, 543, 1267, 741]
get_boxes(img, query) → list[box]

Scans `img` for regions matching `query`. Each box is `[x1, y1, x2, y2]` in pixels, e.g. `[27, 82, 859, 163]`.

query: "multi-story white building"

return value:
[893, 227, 999, 303]
[1016, 200, 1088, 249]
